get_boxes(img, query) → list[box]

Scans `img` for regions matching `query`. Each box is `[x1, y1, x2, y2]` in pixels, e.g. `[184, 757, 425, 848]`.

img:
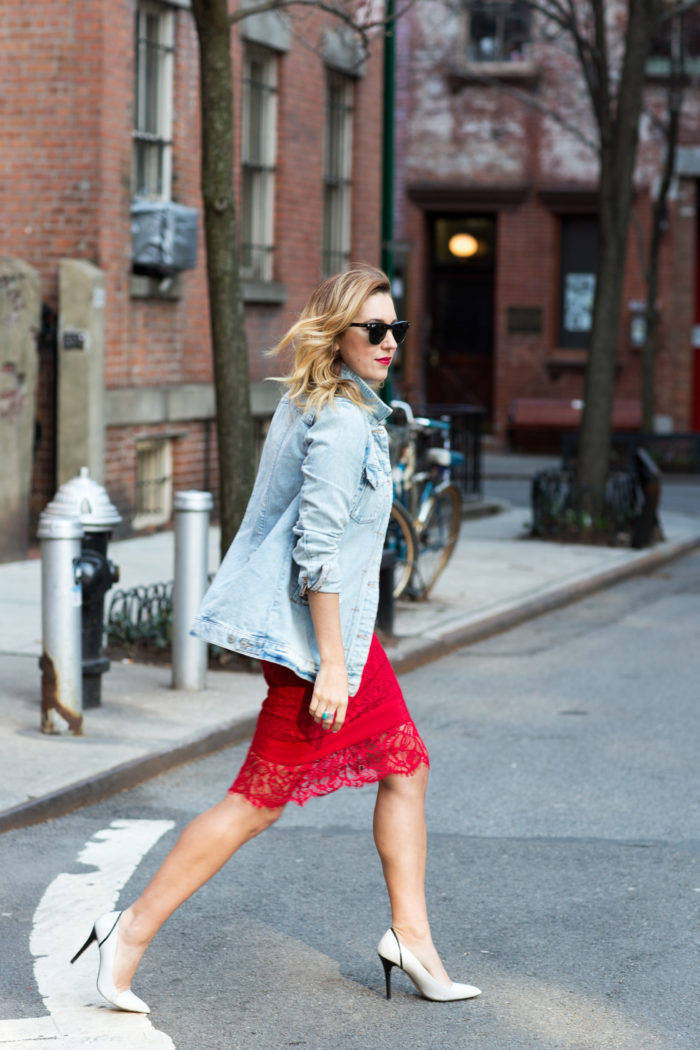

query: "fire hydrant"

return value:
[41, 468, 122, 708]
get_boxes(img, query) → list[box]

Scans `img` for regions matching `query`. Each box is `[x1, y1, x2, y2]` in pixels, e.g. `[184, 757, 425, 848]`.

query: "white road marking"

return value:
[0, 819, 176, 1048]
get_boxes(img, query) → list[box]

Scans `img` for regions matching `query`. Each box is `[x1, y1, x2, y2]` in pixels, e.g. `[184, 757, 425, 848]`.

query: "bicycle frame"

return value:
[387, 403, 463, 598]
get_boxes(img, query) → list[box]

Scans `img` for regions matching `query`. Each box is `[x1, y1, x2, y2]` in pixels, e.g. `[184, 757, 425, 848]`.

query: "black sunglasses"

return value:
[348, 320, 410, 346]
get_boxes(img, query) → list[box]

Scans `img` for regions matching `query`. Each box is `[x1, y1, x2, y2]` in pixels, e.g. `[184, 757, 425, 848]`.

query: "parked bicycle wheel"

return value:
[385, 500, 417, 599]
[415, 483, 461, 597]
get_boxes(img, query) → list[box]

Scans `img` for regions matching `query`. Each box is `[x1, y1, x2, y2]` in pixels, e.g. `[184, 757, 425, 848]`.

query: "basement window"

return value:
[133, 437, 173, 528]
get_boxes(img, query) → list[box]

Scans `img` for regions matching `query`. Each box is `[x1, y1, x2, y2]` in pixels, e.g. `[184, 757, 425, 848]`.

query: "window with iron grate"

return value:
[133, 438, 173, 528]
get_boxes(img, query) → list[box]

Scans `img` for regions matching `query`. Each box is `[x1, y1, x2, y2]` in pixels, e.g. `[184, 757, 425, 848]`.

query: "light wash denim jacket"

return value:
[190, 366, 393, 693]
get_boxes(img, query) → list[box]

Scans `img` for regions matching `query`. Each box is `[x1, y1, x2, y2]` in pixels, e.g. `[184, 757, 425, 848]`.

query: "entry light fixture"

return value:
[448, 232, 479, 258]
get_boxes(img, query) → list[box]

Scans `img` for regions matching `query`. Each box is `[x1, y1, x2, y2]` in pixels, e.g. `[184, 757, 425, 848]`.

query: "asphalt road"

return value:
[2, 552, 699, 1050]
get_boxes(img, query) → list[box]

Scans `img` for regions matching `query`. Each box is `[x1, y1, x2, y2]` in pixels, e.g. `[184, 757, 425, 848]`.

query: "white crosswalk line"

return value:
[0, 819, 176, 1049]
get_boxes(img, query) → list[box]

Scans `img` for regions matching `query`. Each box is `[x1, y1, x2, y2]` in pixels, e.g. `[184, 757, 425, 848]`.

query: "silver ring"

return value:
[322, 713, 331, 720]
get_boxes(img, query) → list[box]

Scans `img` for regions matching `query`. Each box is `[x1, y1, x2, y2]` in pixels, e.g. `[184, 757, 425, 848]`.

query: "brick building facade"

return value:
[0, 0, 384, 546]
[392, 0, 700, 449]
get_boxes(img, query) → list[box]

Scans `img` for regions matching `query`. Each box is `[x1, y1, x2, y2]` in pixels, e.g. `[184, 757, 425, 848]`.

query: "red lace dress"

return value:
[229, 635, 429, 808]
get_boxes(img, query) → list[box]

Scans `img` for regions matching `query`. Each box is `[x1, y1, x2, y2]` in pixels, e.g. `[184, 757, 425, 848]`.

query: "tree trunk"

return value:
[576, 0, 660, 518]
[191, 0, 255, 560]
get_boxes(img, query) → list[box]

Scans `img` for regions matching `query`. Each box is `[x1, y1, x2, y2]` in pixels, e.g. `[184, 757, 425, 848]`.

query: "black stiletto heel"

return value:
[70, 927, 97, 964]
[380, 954, 395, 999]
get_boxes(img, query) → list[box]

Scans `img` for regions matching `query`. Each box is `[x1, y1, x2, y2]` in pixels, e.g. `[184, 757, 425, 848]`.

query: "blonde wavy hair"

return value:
[271, 264, 392, 413]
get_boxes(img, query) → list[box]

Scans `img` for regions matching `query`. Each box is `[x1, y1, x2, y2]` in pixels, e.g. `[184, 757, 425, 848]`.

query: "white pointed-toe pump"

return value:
[71, 910, 150, 1013]
[377, 928, 481, 1002]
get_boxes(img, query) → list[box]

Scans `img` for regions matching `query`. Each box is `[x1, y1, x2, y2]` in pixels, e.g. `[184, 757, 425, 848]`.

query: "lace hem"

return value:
[229, 720, 430, 809]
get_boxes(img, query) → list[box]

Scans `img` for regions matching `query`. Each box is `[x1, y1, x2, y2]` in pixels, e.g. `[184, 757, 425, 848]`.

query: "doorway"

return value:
[426, 214, 495, 417]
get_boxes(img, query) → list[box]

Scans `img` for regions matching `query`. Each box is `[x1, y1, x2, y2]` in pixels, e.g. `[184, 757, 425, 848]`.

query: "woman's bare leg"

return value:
[111, 793, 284, 991]
[373, 765, 451, 986]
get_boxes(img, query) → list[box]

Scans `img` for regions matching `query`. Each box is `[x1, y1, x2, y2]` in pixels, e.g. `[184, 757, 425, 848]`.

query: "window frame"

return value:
[322, 69, 355, 278]
[132, 437, 174, 529]
[646, 9, 700, 78]
[464, 0, 532, 65]
[557, 214, 599, 351]
[241, 44, 278, 283]
[132, 1, 175, 201]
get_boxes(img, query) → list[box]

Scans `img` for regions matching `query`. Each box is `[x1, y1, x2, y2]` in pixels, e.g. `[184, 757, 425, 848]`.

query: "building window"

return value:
[241, 46, 278, 282]
[323, 71, 354, 277]
[133, 2, 175, 200]
[648, 10, 700, 76]
[133, 438, 173, 528]
[558, 216, 598, 349]
[465, 1, 531, 63]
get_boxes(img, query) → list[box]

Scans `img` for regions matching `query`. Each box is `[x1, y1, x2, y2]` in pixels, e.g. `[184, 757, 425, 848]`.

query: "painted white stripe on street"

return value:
[0, 819, 176, 1048]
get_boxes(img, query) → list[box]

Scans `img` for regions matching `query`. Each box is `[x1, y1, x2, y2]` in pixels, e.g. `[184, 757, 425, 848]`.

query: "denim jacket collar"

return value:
[340, 364, 392, 423]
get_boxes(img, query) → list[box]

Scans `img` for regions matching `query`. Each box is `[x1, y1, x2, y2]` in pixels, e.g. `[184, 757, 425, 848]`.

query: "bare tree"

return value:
[458, 0, 697, 516]
[190, 0, 400, 558]
[533, 0, 661, 516]
[524, 1, 699, 513]
[191, 0, 252, 562]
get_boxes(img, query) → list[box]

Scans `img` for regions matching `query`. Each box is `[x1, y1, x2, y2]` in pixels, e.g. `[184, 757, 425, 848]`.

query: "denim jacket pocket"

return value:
[350, 459, 383, 523]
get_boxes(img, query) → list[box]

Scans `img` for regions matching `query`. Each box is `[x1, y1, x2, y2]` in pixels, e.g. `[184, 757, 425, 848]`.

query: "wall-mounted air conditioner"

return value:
[131, 200, 199, 275]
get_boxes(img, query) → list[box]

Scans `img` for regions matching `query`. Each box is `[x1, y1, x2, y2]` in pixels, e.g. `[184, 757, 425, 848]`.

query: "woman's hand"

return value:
[309, 660, 348, 733]
[306, 590, 348, 732]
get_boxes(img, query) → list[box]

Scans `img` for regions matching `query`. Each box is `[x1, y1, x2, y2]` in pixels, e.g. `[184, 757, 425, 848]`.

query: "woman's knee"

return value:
[380, 763, 429, 798]
[220, 791, 285, 837]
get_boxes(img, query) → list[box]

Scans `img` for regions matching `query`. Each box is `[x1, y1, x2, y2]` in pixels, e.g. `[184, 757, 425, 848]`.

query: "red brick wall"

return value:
[1, 0, 384, 538]
[0, 1, 102, 302]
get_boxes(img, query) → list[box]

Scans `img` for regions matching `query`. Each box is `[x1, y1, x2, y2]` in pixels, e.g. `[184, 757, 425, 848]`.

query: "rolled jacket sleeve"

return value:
[293, 401, 367, 598]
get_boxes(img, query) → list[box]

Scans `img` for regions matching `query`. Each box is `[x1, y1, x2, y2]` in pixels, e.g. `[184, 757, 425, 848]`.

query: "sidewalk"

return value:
[2, 494, 699, 833]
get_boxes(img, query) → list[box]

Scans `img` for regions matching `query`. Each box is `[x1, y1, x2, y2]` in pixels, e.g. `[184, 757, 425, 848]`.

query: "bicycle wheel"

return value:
[385, 500, 417, 599]
[415, 483, 461, 597]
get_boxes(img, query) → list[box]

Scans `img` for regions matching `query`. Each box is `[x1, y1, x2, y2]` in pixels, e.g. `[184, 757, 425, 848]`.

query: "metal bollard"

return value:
[172, 490, 214, 690]
[37, 514, 84, 735]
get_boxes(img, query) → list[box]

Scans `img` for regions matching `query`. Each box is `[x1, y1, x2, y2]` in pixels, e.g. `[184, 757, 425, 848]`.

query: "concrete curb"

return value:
[0, 714, 258, 835]
[2, 532, 698, 835]
[389, 533, 700, 676]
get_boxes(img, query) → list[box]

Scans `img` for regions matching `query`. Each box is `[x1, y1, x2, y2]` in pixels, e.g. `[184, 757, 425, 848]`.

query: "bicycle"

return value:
[385, 401, 463, 600]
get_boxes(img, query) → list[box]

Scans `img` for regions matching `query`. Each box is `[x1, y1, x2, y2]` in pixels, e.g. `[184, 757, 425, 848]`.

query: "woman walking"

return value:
[71, 264, 481, 1010]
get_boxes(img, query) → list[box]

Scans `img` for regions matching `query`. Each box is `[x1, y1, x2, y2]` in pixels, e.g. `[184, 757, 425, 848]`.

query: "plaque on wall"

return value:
[507, 306, 543, 334]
